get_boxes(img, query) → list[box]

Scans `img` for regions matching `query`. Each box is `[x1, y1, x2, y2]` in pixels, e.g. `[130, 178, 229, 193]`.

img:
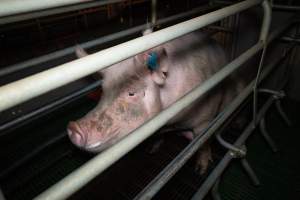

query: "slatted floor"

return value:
[0, 97, 299, 200]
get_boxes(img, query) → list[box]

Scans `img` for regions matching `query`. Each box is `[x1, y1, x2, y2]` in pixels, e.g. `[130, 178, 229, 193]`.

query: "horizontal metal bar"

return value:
[280, 36, 300, 43]
[133, 34, 290, 200]
[273, 4, 300, 11]
[0, 80, 101, 135]
[0, 4, 217, 77]
[0, 0, 132, 25]
[0, 0, 262, 112]
[0, 0, 113, 18]
[213, 0, 300, 11]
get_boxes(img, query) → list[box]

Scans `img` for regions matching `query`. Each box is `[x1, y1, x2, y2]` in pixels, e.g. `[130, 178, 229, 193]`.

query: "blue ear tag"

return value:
[146, 52, 159, 71]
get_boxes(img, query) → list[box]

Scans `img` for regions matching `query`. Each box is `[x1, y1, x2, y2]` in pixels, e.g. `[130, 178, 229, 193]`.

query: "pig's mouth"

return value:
[85, 134, 122, 153]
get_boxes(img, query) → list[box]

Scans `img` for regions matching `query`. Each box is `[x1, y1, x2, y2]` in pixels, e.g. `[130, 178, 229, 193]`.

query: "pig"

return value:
[68, 30, 243, 174]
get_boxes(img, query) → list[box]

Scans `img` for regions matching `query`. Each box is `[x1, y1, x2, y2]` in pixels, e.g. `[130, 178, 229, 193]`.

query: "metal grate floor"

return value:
[0, 97, 299, 200]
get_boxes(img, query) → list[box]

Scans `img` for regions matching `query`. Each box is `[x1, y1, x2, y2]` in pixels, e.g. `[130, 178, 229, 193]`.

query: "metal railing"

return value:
[0, 0, 109, 17]
[0, 0, 268, 199]
[0, 4, 217, 78]
[0, 0, 266, 112]
[0, 0, 149, 25]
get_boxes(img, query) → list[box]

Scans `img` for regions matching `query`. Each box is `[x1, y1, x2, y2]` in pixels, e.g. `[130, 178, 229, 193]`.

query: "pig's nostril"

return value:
[67, 121, 86, 147]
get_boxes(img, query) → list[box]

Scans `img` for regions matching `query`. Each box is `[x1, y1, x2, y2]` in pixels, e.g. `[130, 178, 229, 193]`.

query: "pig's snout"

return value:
[67, 121, 87, 147]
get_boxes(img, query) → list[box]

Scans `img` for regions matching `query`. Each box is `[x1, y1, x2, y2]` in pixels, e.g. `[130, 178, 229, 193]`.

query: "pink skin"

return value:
[68, 70, 162, 152]
[68, 31, 239, 173]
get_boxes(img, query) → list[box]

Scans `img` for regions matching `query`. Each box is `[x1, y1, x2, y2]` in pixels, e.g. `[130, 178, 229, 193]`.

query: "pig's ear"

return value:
[75, 46, 88, 58]
[150, 49, 169, 86]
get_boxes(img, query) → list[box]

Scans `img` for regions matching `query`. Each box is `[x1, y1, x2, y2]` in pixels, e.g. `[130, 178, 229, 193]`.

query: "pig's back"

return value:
[161, 31, 232, 128]
[160, 31, 227, 108]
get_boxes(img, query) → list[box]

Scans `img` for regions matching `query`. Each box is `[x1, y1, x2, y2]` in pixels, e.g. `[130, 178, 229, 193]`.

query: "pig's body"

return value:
[68, 30, 243, 173]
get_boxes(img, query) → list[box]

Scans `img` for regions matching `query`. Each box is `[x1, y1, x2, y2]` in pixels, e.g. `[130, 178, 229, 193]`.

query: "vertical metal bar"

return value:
[259, 117, 278, 152]
[240, 158, 260, 186]
[253, 0, 272, 125]
[275, 100, 292, 126]
[151, 0, 157, 26]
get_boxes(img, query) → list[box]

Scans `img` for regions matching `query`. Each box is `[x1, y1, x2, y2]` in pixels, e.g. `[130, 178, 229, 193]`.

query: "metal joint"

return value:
[229, 145, 247, 158]
[258, 88, 285, 99]
[216, 133, 247, 158]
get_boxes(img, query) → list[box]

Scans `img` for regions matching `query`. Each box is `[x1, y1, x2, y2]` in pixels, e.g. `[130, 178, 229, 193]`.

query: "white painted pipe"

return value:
[0, 5, 215, 77]
[0, 0, 96, 17]
[0, 0, 262, 112]
[0, 0, 135, 25]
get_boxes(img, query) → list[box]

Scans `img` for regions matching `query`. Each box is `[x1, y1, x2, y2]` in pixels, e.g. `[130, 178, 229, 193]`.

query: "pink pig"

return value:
[68, 30, 243, 174]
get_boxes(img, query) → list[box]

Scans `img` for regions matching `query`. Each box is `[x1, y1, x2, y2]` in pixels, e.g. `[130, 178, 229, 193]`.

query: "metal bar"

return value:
[0, 188, 6, 200]
[211, 178, 222, 200]
[254, 0, 272, 125]
[259, 0, 272, 42]
[273, 5, 300, 11]
[240, 158, 260, 186]
[191, 97, 276, 200]
[133, 34, 291, 200]
[0, 80, 101, 135]
[216, 133, 246, 156]
[213, 0, 300, 12]
[151, 0, 157, 25]
[275, 100, 292, 126]
[0, 0, 135, 25]
[259, 117, 278, 152]
[0, 4, 217, 78]
[0, 0, 123, 18]
[280, 36, 300, 43]
[0, 0, 263, 112]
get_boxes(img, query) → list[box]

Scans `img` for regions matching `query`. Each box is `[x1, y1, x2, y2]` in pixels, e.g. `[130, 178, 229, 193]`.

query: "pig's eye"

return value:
[128, 92, 135, 96]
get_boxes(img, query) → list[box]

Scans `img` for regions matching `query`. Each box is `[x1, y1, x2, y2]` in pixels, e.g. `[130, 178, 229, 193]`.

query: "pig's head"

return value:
[67, 46, 169, 152]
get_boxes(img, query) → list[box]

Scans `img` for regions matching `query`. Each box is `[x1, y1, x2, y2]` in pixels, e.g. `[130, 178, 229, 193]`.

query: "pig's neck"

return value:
[159, 64, 203, 109]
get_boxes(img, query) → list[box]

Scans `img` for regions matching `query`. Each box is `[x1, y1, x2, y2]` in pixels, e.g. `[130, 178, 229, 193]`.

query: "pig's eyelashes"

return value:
[128, 92, 135, 96]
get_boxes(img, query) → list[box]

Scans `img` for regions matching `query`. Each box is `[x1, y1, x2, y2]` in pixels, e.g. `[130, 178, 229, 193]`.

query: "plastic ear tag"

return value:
[146, 52, 159, 71]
